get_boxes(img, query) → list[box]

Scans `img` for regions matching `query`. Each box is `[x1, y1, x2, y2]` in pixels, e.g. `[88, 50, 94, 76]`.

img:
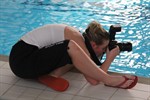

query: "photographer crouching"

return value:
[9, 20, 138, 91]
[82, 21, 137, 88]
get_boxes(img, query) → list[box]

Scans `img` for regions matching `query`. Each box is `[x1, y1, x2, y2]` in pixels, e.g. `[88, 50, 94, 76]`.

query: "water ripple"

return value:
[0, 0, 150, 78]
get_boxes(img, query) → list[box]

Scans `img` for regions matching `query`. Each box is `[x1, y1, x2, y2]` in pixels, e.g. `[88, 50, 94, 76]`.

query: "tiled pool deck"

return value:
[0, 56, 150, 100]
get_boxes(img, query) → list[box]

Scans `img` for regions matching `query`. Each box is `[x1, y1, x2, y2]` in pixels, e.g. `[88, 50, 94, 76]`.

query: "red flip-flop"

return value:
[38, 75, 69, 92]
[105, 75, 138, 89]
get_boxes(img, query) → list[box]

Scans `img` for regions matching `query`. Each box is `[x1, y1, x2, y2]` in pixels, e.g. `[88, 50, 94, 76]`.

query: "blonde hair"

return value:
[84, 21, 109, 45]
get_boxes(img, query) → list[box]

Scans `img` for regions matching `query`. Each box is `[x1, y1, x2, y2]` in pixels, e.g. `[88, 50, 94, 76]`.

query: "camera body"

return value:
[109, 25, 132, 52]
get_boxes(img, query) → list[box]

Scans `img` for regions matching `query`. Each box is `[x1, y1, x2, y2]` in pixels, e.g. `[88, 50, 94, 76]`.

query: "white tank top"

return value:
[21, 24, 67, 48]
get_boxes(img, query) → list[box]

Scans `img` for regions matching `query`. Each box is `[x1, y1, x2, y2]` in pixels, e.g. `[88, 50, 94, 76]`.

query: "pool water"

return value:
[0, 0, 150, 78]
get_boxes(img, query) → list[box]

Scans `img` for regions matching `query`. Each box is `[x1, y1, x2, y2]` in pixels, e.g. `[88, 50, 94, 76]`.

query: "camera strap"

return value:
[83, 34, 102, 66]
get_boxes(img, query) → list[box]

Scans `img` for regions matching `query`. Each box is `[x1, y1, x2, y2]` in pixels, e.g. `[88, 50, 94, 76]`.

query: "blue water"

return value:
[0, 0, 150, 78]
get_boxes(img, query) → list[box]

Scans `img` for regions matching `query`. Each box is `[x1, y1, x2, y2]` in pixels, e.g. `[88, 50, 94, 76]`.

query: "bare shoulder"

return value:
[64, 26, 82, 39]
[64, 26, 90, 57]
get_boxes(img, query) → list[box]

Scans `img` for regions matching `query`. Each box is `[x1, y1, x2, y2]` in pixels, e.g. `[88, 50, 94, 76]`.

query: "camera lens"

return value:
[117, 42, 132, 52]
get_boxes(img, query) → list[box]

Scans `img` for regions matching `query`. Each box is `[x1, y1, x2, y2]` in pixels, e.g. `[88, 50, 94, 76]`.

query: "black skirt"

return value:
[9, 40, 72, 79]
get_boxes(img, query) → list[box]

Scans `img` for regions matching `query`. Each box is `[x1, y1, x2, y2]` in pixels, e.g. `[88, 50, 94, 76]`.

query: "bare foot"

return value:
[106, 75, 137, 89]
[120, 75, 135, 88]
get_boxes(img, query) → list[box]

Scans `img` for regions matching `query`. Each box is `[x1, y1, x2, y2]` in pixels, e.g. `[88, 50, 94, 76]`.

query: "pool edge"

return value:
[0, 54, 9, 61]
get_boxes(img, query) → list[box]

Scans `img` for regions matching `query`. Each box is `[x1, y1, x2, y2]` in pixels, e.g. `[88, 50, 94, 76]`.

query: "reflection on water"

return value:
[0, 0, 150, 78]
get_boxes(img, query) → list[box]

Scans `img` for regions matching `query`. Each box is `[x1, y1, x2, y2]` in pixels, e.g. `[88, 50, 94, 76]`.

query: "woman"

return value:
[9, 21, 138, 91]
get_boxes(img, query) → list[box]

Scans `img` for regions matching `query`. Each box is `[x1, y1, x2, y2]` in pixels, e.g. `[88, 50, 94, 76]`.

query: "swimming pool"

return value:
[0, 0, 150, 78]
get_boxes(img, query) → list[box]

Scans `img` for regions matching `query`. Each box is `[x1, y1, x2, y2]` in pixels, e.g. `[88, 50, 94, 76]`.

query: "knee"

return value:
[89, 81, 99, 86]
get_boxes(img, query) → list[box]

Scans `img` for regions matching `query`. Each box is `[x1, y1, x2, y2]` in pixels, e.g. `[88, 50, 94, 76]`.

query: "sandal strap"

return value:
[105, 75, 138, 89]
[116, 76, 128, 88]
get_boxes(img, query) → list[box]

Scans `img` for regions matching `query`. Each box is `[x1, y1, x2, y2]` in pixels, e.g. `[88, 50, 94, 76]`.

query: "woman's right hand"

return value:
[106, 45, 120, 62]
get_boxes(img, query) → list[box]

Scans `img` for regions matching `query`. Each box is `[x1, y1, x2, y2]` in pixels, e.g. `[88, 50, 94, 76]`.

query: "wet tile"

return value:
[53, 93, 74, 100]
[0, 83, 12, 96]
[110, 97, 146, 100]
[77, 83, 117, 100]
[1, 85, 27, 99]
[1, 62, 11, 69]
[0, 68, 15, 76]
[111, 89, 150, 100]
[18, 88, 43, 100]
[20, 88, 42, 97]
[0, 75, 19, 84]
[0, 60, 150, 100]
[37, 90, 58, 100]
[72, 96, 91, 100]
[0, 61, 7, 68]
[132, 83, 150, 92]
[15, 79, 46, 89]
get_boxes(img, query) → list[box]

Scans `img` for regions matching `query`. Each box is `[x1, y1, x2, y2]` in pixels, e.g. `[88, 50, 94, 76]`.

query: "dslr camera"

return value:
[109, 25, 132, 52]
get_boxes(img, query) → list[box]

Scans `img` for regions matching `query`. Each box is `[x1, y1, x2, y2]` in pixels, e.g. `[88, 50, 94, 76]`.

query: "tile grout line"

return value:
[27, 88, 45, 100]
[74, 81, 88, 96]
[69, 81, 89, 100]
[108, 88, 119, 100]
[1, 83, 16, 97]
[35, 86, 61, 100]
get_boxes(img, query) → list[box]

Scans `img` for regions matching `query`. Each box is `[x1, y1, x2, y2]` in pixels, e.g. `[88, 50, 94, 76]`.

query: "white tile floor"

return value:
[0, 60, 150, 100]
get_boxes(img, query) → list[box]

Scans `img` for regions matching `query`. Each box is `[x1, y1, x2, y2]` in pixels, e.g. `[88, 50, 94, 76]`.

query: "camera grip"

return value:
[109, 41, 117, 51]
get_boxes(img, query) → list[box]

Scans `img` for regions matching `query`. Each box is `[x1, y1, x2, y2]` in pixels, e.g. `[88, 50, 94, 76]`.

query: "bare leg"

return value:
[67, 40, 135, 88]
[83, 59, 111, 85]
[51, 65, 99, 85]
[50, 64, 73, 77]
[50, 64, 99, 85]
[67, 40, 108, 82]
[84, 75, 99, 85]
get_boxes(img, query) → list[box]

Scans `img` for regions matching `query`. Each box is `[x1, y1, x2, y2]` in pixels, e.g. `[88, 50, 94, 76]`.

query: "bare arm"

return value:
[64, 26, 90, 57]
[100, 46, 120, 72]
[64, 26, 119, 85]
[64, 26, 99, 84]
[84, 46, 120, 85]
